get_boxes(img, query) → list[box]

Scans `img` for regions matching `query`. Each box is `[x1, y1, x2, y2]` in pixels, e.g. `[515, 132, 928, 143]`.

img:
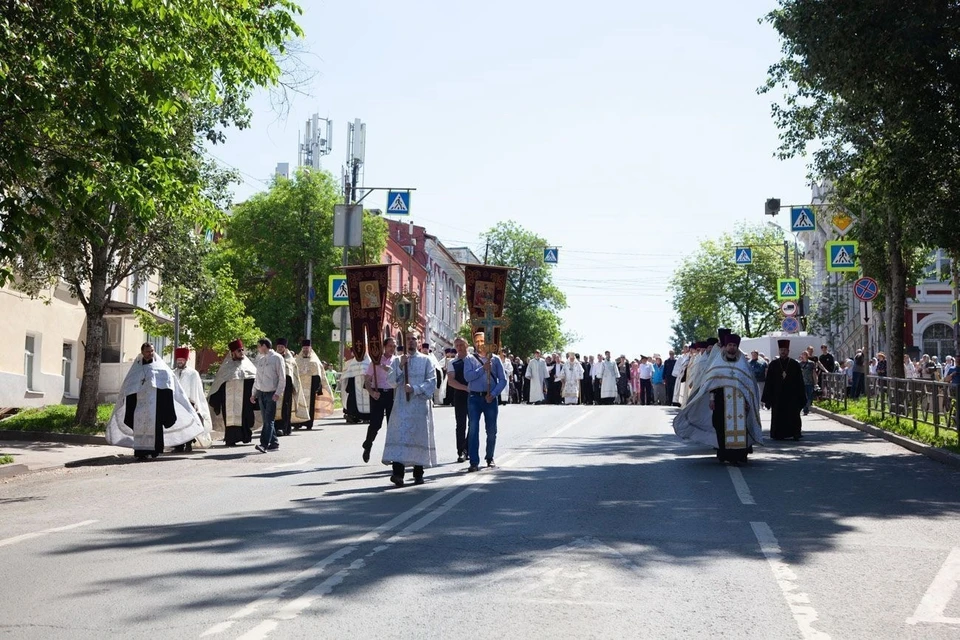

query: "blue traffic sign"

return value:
[826, 240, 858, 272]
[777, 278, 800, 301]
[386, 191, 410, 215]
[329, 275, 348, 306]
[543, 247, 559, 264]
[854, 277, 879, 302]
[782, 316, 801, 333]
[735, 247, 753, 265]
[790, 206, 816, 232]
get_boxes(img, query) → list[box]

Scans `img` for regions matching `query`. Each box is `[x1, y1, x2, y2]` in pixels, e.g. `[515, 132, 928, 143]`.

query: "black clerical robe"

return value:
[762, 357, 807, 440]
[580, 362, 593, 405]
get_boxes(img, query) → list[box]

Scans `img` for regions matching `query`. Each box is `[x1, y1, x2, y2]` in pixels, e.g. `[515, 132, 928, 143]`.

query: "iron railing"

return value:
[819, 372, 848, 411]
[864, 375, 959, 437]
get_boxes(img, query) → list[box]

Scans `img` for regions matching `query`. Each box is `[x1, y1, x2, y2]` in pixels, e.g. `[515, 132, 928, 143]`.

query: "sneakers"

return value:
[456, 454, 466, 463]
[486, 459, 496, 468]
[267, 443, 279, 451]
[467, 465, 480, 472]
[255, 445, 267, 453]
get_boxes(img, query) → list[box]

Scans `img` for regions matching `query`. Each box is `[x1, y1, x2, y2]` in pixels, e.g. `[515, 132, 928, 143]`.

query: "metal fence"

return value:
[818, 373, 959, 437]
[864, 376, 959, 437]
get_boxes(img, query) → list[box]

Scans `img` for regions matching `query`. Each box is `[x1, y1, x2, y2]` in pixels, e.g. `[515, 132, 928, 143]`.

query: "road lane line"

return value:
[0, 519, 98, 549]
[727, 467, 755, 505]
[751, 522, 831, 640]
[214, 409, 595, 639]
[262, 458, 311, 472]
[907, 547, 960, 625]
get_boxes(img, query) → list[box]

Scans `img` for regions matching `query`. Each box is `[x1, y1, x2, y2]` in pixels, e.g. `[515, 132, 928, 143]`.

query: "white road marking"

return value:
[209, 410, 596, 640]
[0, 519, 98, 548]
[751, 522, 831, 640]
[907, 547, 960, 626]
[262, 457, 311, 472]
[727, 467, 755, 505]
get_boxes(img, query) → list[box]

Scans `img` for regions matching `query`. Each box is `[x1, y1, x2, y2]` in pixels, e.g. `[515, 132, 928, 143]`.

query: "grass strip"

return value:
[816, 397, 960, 455]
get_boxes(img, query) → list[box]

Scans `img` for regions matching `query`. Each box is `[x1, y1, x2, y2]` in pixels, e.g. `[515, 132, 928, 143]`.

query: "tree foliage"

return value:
[219, 169, 388, 364]
[482, 221, 568, 357]
[0, 0, 303, 284]
[762, 0, 960, 374]
[670, 224, 811, 347]
[136, 249, 262, 357]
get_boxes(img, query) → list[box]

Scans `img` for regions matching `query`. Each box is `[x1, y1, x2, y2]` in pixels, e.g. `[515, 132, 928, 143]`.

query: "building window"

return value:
[922, 323, 955, 361]
[102, 317, 122, 363]
[62, 343, 74, 396]
[24, 335, 36, 391]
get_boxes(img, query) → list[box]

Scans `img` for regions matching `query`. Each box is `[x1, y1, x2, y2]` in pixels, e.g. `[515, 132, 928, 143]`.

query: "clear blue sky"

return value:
[214, 0, 811, 358]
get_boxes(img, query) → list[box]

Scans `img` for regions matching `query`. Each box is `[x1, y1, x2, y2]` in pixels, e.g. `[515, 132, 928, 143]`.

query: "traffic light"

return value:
[765, 198, 781, 216]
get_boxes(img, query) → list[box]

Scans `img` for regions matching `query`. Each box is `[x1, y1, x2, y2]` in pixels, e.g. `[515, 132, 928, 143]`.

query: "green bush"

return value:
[816, 398, 960, 454]
[0, 404, 114, 435]
[0, 454, 14, 465]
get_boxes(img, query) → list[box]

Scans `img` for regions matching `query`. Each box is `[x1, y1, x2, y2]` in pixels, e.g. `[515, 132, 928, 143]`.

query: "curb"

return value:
[0, 464, 29, 478]
[811, 406, 960, 469]
[0, 431, 107, 445]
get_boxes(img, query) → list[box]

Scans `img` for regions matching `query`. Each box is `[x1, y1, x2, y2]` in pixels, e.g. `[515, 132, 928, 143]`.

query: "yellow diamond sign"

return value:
[831, 211, 855, 236]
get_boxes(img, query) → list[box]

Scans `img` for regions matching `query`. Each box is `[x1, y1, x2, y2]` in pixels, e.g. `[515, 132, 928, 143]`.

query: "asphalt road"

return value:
[2, 404, 960, 639]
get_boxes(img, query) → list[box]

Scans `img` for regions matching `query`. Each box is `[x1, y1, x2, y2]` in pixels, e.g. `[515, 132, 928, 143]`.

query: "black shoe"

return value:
[389, 475, 404, 487]
[362, 444, 371, 463]
[255, 445, 267, 453]
[173, 445, 186, 453]
[467, 465, 480, 472]
[267, 443, 279, 451]
[413, 477, 425, 485]
[486, 459, 496, 468]
[793, 435, 802, 441]
[456, 454, 466, 463]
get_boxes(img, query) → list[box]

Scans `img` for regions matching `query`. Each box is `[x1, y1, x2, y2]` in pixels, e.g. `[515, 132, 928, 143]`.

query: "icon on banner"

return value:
[826, 241, 858, 272]
[735, 247, 753, 265]
[790, 206, 816, 232]
[329, 275, 348, 306]
[777, 278, 800, 301]
[543, 247, 559, 264]
[386, 191, 410, 215]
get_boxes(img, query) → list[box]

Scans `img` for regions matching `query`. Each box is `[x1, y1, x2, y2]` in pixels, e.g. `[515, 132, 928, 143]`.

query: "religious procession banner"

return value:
[345, 264, 390, 363]
[463, 265, 510, 354]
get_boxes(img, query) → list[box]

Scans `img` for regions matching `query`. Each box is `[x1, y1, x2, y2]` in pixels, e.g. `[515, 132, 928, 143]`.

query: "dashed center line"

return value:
[0, 519, 98, 548]
[727, 466, 755, 505]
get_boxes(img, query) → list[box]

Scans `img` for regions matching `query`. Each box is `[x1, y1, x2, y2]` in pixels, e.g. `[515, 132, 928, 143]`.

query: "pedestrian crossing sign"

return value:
[735, 247, 753, 265]
[826, 240, 858, 272]
[386, 190, 410, 215]
[777, 278, 800, 301]
[543, 247, 559, 264]
[329, 275, 349, 306]
[790, 206, 816, 232]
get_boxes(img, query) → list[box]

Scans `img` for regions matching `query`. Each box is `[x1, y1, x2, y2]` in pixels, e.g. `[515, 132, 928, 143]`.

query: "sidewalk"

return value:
[0, 441, 130, 478]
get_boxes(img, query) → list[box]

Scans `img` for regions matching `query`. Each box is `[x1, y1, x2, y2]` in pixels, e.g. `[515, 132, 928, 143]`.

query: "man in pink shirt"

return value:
[362, 337, 399, 463]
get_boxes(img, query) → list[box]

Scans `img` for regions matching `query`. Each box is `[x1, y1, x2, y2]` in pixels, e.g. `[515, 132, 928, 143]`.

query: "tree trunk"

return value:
[74, 243, 110, 427]
[887, 207, 907, 378]
[952, 249, 960, 358]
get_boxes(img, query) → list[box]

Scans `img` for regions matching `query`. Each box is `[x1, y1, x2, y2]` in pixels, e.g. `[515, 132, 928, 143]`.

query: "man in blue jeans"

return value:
[251, 338, 286, 453]
[463, 334, 507, 472]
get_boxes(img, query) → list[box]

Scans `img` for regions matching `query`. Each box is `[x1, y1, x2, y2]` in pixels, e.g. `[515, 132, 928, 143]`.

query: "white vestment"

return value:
[597, 360, 619, 399]
[381, 352, 438, 467]
[295, 351, 334, 420]
[174, 366, 212, 448]
[106, 356, 204, 451]
[559, 360, 584, 404]
[673, 349, 763, 449]
[341, 356, 371, 416]
[208, 355, 257, 429]
[525, 357, 548, 403]
[276, 351, 310, 421]
[672, 354, 690, 404]
[501, 357, 514, 402]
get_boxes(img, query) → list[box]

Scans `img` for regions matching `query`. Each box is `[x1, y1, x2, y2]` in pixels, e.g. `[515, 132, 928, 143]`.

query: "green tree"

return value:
[670, 224, 810, 346]
[761, 0, 960, 375]
[481, 222, 568, 357]
[0, 0, 303, 284]
[220, 169, 388, 363]
[2, 0, 304, 426]
[136, 249, 262, 358]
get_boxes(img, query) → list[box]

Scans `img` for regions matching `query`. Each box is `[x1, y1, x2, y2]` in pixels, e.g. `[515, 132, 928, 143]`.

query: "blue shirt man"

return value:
[462, 345, 507, 471]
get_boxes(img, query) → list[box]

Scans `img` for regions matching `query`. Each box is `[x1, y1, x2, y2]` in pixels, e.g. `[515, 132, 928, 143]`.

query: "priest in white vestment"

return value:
[500, 353, 514, 404]
[559, 354, 584, 405]
[208, 339, 258, 446]
[106, 343, 204, 460]
[172, 347, 212, 451]
[672, 349, 691, 406]
[273, 339, 309, 436]
[596, 352, 620, 405]
[525, 350, 548, 404]
[382, 333, 438, 486]
[294, 339, 334, 429]
[340, 347, 371, 424]
[673, 333, 762, 464]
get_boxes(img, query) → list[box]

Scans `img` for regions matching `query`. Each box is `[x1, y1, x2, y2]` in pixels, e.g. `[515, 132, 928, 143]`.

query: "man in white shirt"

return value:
[251, 338, 286, 453]
[638, 356, 654, 405]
